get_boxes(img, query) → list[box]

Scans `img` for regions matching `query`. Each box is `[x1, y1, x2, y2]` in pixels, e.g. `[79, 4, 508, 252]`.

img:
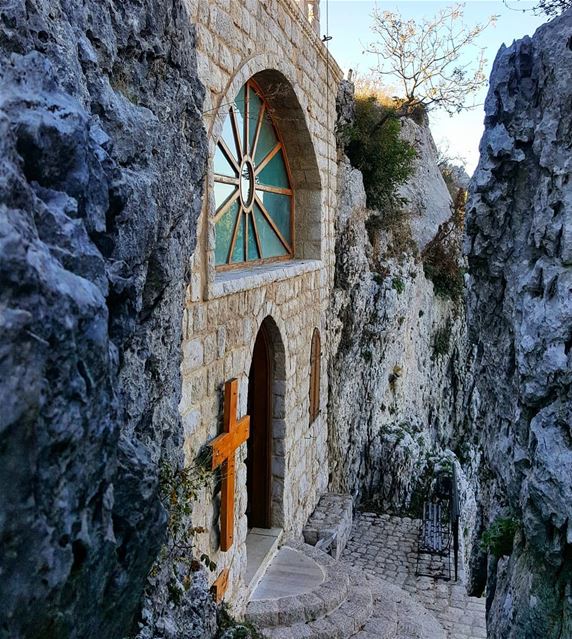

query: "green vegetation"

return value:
[423, 249, 464, 300]
[155, 452, 216, 578]
[392, 277, 405, 294]
[481, 516, 520, 559]
[217, 605, 262, 638]
[345, 95, 416, 211]
[422, 188, 466, 301]
[431, 319, 453, 360]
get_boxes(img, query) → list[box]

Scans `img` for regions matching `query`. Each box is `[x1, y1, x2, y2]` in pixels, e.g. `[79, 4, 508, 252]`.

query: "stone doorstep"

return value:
[247, 541, 350, 628]
[245, 527, 283, 599]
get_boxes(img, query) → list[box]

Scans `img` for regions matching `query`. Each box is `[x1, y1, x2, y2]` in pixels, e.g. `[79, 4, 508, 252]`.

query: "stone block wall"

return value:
[180, 0, 342, 610]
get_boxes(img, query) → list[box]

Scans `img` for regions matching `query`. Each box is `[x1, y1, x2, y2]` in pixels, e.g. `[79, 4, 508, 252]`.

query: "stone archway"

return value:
[246, 316, 286, 530]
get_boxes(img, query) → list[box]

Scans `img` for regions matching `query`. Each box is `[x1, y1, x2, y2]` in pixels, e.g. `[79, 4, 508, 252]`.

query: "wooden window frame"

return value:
[309, 328, 321, 424]
[213, 79, 295, 271]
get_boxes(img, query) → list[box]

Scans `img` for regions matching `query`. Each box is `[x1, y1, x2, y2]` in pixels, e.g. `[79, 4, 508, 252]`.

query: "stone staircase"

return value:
[245, 540, 446, 639]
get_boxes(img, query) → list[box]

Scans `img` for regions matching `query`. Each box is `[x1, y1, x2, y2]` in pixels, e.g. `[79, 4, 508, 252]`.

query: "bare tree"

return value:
[503, 0, 571, 17]
[366, 4, 497, 116]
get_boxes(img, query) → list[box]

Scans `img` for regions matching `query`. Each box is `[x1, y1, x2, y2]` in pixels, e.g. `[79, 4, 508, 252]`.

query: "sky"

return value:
[325, 1, 547, 172]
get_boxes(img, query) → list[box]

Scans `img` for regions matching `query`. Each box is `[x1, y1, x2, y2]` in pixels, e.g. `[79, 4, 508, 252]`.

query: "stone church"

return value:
[2, 0, 568, 635]
[182, 0, 341, 608]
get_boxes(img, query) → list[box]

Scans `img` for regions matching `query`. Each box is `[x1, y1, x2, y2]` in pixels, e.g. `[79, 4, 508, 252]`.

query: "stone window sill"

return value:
[210, 260, 322, 299]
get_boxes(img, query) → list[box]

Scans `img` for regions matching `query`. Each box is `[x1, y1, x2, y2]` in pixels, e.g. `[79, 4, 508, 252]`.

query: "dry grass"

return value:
[354, 76, 398, 108]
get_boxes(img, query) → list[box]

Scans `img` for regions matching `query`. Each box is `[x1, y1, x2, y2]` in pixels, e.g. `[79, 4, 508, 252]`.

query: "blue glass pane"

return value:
[253, 204, 288, 259]
[254, 111, 279, 165]
[256, 150, 289, 188]
[214, 144, 237, 177]
[215, 202, 240, 265]
[230, 213, 245, 263]
[234, 85, 246, 153]
[256, 192, 291, 244]
[248, 87, 263, 155]
[214, 182, 237, 211]
[247, 215, 259, 261]
[221, 108, 239, 163]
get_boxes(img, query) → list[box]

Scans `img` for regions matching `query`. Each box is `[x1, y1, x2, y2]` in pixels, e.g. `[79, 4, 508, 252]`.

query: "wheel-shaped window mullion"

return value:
[214, 79, 294, 268]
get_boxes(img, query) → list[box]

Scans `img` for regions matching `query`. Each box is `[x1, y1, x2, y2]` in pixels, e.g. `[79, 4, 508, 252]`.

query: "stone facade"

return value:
[181, 0, 342, 609]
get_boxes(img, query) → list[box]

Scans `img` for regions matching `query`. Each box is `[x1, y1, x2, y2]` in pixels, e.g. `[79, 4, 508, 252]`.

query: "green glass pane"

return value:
[215, 202, 240, 265]
[248, 86, 263, 155]
[256, 150, 289, 188]
[256, 192, 291, 244]
[214, 182, 237, 211]
[234, 85, 246, 154]
[231, 213, 245, 263]
[253, 204, 288, 259]
[214, 144, 237, 177]
[247, 215, 259, 261]
[254, 110, 279, 165]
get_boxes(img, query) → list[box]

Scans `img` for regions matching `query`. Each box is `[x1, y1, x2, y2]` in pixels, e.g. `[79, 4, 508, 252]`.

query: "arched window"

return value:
[213, 79, 294, 268]
[309, 328, 321, 423]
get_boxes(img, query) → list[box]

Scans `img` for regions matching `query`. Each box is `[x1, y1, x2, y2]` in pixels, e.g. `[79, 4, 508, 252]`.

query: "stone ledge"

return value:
[210, 260, 322, 299]
[303, 493, 353, 560]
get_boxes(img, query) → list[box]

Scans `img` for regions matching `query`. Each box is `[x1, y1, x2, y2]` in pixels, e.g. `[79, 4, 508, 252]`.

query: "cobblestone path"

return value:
[342, 512, 487, 639]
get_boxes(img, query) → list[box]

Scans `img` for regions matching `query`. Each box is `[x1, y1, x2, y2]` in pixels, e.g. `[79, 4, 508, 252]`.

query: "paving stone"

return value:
[249, 513, 485, 639]
[341, 512, 487, 639]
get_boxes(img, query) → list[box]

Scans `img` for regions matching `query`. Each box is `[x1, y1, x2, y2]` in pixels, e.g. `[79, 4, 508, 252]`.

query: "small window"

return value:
[309, 329, 321, 423]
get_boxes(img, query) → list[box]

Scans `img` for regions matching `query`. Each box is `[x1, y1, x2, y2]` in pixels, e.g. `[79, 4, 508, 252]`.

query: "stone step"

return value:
[246, 541, 351, 628]
[246, 540, 448, 639]
[350, 570, 448, 639]
[256, 577, 373, 639]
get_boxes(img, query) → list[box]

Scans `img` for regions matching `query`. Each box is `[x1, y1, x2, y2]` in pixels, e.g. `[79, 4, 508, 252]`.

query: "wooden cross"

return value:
[211, 568, 229, 602]
[210, 378, 250, 551]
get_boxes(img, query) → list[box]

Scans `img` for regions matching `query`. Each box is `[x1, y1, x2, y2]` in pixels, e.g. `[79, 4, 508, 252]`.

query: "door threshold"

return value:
[245, 527, 283, 597]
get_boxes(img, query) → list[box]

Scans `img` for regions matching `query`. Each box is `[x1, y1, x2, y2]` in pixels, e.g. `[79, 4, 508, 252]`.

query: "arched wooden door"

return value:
[247, 324, 273, 528]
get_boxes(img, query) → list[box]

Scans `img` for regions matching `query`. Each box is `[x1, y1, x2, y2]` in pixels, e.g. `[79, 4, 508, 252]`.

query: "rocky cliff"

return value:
[466, 10, 572, 638]
[328, 109, 470, 520]
[0, 1, 214, 637]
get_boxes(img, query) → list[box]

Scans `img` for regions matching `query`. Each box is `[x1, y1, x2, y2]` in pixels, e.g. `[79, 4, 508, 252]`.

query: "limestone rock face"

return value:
[328, 153, 467, 515]
[0, 1, 213, 637]
[466, 10, 572, 638]
[399, 118, 453, 250]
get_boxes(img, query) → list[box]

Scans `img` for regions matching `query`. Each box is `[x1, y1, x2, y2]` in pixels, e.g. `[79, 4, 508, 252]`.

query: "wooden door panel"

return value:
[247, 326, 273, 528]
